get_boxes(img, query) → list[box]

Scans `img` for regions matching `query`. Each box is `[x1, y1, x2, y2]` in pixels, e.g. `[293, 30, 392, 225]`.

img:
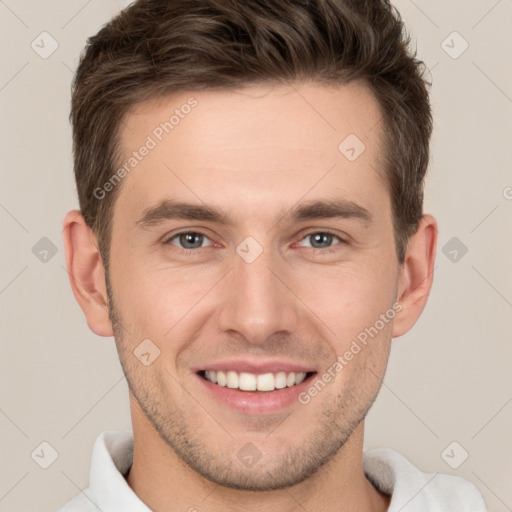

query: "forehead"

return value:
[114, 81, 389, 226]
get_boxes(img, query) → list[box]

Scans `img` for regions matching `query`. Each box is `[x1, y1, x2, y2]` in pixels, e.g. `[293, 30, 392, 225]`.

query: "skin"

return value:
[63, 81, 437, 512]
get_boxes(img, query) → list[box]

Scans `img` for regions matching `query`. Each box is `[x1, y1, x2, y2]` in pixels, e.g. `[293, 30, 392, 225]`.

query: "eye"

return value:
[298, 232, 343, 250]
[166, 231, 213, 250]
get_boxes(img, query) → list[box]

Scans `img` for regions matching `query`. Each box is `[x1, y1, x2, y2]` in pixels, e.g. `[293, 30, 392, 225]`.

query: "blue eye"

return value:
[167, 232, 212, 250]
[299, 232, 342, 249]
[163, 230, 345, 255]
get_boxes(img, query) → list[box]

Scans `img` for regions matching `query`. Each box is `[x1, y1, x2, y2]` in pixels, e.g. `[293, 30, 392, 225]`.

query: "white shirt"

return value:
[58, 431, 487, 511]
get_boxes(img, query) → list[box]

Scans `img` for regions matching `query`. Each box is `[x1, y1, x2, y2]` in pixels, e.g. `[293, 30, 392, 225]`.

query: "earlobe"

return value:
[392, 214, 438, 338]
[62, 210, 114, 337]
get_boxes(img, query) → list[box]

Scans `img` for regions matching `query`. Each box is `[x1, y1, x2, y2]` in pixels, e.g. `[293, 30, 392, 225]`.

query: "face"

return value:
[107, 82, 401, 490]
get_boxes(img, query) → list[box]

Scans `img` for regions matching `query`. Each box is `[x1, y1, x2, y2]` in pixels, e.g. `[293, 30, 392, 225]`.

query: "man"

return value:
[60, 0, 487, 510]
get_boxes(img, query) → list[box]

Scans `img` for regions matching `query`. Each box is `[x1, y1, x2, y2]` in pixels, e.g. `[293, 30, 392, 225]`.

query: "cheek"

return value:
[111, 257, 221, 342]
[292, 258, 398, 345]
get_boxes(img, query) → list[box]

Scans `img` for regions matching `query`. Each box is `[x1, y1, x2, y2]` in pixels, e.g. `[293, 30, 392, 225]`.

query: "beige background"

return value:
[1, 1, 511, 510]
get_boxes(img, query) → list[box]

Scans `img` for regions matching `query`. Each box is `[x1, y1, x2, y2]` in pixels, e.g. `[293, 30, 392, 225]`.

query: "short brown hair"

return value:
[71, 0, 432, 265]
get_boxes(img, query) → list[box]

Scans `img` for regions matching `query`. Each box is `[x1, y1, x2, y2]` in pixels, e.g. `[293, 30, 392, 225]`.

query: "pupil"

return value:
[312, 233, 332, 248]
[180, 233, 202, 248]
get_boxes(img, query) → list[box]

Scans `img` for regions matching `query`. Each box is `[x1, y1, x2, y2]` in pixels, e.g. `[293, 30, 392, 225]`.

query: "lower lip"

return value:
[196, 373, 316, 415]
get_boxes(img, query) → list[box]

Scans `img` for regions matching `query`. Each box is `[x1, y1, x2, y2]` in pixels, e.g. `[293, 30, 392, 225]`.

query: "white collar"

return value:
[59, 431, 486, 511]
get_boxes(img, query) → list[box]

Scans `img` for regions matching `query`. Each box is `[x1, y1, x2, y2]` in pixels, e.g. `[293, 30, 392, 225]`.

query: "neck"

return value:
[126, 408, 390, 512]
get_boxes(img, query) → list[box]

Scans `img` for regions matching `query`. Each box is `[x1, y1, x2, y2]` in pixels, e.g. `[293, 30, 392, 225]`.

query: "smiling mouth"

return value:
[198, 370, 316, 392]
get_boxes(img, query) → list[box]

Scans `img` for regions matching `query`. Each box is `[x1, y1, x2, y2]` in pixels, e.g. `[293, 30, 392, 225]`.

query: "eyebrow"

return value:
[284, 198, 372, 225]
[135, 198, 372, 229]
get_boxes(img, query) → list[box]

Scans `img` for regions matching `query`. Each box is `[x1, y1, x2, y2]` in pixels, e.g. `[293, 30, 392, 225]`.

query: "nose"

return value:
[216, 247, 300, 346]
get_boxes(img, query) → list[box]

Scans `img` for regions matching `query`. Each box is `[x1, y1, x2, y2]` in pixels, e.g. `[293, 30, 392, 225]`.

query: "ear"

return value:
[392, 214, 438, 338]
[62, 210, 113, 337]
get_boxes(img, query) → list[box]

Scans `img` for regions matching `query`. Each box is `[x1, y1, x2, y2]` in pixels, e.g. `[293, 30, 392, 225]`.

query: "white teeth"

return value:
[203, 370, 309, 391]
[216, 371, 227, 387]
[295, 372, 306, 385]
[205, 370, 218, 383]
[226, 371, 238, 388]
[257, 373, 275, 391]
[274, 371, 287, 389]
[239, 372, 257, 391]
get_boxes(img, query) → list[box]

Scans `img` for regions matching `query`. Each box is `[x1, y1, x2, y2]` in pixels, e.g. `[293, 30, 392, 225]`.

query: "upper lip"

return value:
[193, 359, 317, 375]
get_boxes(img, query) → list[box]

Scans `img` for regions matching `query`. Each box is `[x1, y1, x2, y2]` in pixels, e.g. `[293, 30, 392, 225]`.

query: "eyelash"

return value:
[163, 230, 347, 256]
